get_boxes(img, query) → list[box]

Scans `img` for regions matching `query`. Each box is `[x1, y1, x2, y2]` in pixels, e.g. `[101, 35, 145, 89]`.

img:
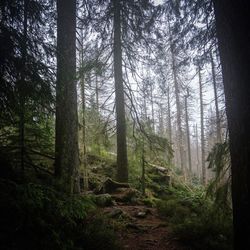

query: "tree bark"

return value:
[213, 1, 250, 248]
[195, 123, 200, 178]
[150, 82, 155, 132]
[158, 102, 164, 134]
[210, 52, 222, 143]
[19, 0, 28, 170]
[167, 86, 172, 144]
[95, 71, 101, 155]
[184, 90, 192, 174]
[81, 73, 88, 191]
[170, 41, 185, 174]
[113, 0, 128, 182]
[141, 142, 145, 196]
[55, 0, 80, 193]
[198, 65, 206, 185]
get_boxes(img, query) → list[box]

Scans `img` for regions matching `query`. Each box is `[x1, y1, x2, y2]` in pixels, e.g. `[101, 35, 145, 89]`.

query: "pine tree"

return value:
[170, 37, 185, 175]
[0, 0, 55, 171]
[213, 0, 250, 248]
[210, 51, 222, 143]
[184, 88, 192, 174]
[198, 63, 206, 184]
[55, 0, 79, 193]
[113, 0, 128, 182]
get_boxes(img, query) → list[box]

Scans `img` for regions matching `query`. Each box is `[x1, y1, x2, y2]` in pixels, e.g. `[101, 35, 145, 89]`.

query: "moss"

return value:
[142, 197, 153, 207]
[94, 193, 113, 207]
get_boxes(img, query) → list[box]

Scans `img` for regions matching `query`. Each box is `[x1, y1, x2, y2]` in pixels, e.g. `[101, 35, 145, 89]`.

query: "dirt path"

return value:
[103, 203, 190, 250]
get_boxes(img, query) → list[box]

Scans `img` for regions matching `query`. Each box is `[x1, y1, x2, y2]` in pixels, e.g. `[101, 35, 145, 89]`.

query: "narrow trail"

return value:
[103, 202, 190, 250]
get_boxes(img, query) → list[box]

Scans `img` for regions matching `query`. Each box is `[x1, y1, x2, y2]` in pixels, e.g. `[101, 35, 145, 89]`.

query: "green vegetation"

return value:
[0, 137, 233, 250]
[157, 185, 233, 250]
[0, 174, 120, 250]
[1, 0, 246, 249]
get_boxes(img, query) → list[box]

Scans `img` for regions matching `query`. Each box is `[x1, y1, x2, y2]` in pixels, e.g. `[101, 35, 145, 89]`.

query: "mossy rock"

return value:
[95, 178, 130, 194]
[111, 188, 141, 203]
[142, 197, 160, 207]
[94, 193, 113, 207]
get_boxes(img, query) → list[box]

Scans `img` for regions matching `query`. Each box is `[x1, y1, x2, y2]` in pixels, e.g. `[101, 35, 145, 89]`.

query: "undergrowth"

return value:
[157, 186, 233, 250]
[0, 177, 120, 250]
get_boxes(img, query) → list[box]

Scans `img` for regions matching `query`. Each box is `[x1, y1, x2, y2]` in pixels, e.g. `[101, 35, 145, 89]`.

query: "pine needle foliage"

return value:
[0, 177, 120, 250]
[207, 141, 232, 210]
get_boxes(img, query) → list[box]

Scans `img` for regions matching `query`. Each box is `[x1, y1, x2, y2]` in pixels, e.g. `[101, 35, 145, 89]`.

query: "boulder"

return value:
[111, 188, 141, 203]
[94, 193, 113, 207]
[95, 178, 130, 194]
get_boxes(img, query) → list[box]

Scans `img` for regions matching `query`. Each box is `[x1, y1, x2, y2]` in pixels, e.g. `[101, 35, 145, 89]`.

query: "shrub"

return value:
[156, 187, 233, 250]
[157, 198, 180, 217]
[0, 178, 120, 250]
[172, 206, 233, 250]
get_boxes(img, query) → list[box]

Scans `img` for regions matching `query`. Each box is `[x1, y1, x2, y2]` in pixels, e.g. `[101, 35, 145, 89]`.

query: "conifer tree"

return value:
[55, 0, 79, 193]
[213, 0, 250, 248]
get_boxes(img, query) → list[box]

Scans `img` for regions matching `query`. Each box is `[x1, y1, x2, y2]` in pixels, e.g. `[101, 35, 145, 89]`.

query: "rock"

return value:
[125, 223, 146, 232]
[105, 207, 135, 221]
[147, 163, 171, 187]
[95, 178, 130, 194]
[95, 193, 113, 207]
[134, 208, 152, 218]
[108, 208, 123, 218]
[111, 188, 141, 203]
[135, 211, 147, 218]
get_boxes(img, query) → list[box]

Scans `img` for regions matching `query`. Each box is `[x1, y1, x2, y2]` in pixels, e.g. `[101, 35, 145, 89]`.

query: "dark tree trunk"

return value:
[141, 143, 145, 196]
[158, 103, 164, 134]
[79, 30, 88, 191]
[184, 90, 192, 174]
[95, 72, 99, 112]
[113, 0, 128, 182]
[210, 52, 222, 143]
[81, 74, 88, 191]
[195, 123, 200, 178]
[19, 0, 28, 170]
[167, 86, 172, 144]
[170, 41, 185, 174]
[150, 82, 155, 132]
[55, 0, 79, 193]
[198, 65, 206, 184]
[213, 1, 250, 248]
[95, 71, 101, 155]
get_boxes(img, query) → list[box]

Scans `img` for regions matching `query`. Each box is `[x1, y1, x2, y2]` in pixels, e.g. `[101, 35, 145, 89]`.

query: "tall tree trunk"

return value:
[210, 52, 222, 143]
[141, 141, 145, 196]
[95, 71, 99, 112]
[150, 82, 155, 132]
[113, 0, 128, 182]
[166, 86, 173, 164]
[55, 0, 79, 193]
[213, 1, 250, 248]
[95, 71, 101, 155]
[195, 123, 200, 178]
[143, 92, 147, 120]
[158, 102, 164, 134]
[170, 41, 185, 174]
[198, 65, 206, 185]
[184, 89, 192, 174]
[79, 35, 88, 190]
[167, 86, 172, 144]
[19, 0, 28, 170]
[80, 74, 88, 191]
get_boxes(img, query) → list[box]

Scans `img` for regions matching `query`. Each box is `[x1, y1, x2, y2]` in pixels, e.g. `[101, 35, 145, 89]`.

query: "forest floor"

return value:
[102, 201, 190, 250]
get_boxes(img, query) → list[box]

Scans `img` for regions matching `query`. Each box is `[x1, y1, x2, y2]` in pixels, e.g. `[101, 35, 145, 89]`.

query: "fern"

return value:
[207, 141, 232, 210]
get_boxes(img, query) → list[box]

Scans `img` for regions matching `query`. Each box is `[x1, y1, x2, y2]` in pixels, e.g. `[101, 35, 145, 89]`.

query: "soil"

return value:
[102, 202, 191, 250]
